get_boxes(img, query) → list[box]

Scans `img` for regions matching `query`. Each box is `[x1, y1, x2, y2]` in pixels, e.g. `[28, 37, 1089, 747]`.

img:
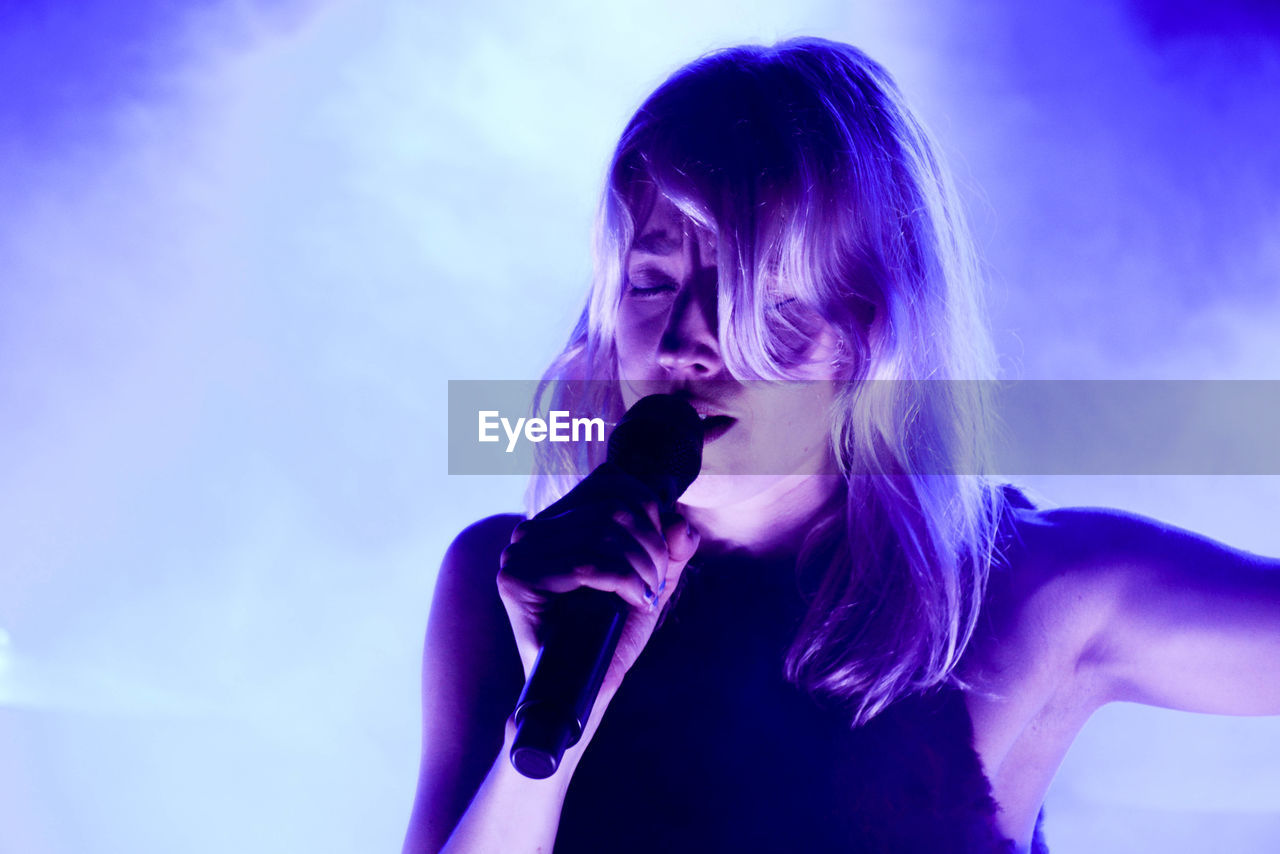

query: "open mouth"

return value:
[699, 414, 736, 442]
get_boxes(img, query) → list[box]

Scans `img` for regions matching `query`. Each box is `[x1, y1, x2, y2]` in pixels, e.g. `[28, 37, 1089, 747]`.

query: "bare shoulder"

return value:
[968, 499, 1277, 743]
[967, 505, 1114, 701]
[981, 503, 1187, 651]
[426, 512, 527, 729]
[962, 503, 1171, 841]
[440, 513, 526, 590]
[426, 512, 526, 720]
[963, 506, 1161, 759]
[982, 501, 1273, 653]
[969, 499, 1280, 840]
[405, 514, 526, 854]
[427, 514, 527, 665]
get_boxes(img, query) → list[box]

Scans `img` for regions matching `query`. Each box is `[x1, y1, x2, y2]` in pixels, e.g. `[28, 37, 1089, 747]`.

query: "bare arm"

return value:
[402, 514, 528, 854]
[1013, 506, 1280, 715]
[961, 504, 1280, 840]
[403, 484, 699, 854]
[403, 514, 600, 854]
[430, 709, 602, 854]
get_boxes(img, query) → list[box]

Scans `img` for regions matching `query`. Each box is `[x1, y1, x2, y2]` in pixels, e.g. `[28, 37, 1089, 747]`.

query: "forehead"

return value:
[629, 196, 716, 259]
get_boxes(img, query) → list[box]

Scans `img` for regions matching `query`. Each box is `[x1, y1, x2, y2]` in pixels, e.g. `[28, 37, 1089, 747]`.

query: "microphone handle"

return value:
[507, 395, 702, 780]
[509, 588, 627, 779]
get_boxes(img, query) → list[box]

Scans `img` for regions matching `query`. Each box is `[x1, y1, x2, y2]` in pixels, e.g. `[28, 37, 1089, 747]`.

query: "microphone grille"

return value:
[606, 394, 704, 507]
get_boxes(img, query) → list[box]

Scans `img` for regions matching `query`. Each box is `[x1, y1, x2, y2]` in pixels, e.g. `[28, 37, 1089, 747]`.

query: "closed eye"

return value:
[625, 271, 679, 298]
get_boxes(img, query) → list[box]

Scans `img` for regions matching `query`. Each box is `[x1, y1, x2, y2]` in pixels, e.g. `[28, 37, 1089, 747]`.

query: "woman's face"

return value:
[616, 196, 843, 510]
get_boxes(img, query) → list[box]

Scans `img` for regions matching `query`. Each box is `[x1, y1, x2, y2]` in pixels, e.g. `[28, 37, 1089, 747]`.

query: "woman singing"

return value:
[404, 38, 1280, 853]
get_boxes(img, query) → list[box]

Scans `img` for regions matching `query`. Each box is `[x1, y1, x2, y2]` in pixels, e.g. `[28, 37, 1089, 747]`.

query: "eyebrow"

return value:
[630, 229, 682, 256]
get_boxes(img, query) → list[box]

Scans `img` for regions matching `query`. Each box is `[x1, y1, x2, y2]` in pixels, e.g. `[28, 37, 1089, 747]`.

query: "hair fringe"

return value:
[526, 37, 1009, 726]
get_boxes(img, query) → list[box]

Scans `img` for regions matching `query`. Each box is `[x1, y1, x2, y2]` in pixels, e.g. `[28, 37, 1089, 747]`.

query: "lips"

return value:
[665, 393, 736, 442]
[698, 413, 736, 442]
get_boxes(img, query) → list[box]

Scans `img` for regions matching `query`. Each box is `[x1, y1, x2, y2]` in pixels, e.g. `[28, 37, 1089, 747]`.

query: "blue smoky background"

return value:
[2, 1, 1280, 851]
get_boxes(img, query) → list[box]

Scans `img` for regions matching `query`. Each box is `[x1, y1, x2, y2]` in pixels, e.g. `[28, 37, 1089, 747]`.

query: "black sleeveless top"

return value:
[554, 547, 1049, 853]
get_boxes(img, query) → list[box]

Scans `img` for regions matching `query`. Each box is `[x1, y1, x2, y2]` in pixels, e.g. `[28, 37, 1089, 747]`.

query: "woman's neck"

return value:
[679, 473, 845, 562]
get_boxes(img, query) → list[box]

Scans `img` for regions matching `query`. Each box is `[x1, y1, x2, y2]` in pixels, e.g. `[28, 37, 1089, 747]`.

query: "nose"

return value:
[656, 267, 722, 377]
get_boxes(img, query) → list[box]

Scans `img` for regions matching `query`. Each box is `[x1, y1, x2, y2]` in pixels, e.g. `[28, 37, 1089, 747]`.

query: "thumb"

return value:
[663, 514, 701, 566]
[654, 516, 699, 614]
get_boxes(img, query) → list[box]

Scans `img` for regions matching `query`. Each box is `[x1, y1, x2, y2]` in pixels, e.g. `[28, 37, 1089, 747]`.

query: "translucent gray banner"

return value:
[447, 380, 1280, 475]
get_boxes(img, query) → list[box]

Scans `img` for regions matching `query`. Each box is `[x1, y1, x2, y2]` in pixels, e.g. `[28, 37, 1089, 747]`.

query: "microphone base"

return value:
[510, 707, 578, 779]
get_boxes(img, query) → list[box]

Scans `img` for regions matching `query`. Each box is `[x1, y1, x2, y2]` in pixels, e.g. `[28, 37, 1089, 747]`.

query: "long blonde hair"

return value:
[527, 38, 1005, 725]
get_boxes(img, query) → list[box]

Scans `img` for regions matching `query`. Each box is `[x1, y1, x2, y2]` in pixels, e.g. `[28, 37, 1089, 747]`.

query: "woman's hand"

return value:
[496, 465, 701, 702]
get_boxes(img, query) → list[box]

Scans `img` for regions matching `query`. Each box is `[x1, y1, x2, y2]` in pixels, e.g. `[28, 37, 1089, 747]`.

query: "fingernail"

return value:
[643, 584, 656, 605]
[658, 578, 667, 594]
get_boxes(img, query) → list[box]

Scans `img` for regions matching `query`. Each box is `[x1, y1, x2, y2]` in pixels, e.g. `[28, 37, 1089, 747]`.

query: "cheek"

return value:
[747, 385, 837, 465]
[614, 305, 666, 376]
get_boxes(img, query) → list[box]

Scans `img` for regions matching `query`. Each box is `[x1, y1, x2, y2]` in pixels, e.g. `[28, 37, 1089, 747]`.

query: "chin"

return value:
[677, 473, 795, 509]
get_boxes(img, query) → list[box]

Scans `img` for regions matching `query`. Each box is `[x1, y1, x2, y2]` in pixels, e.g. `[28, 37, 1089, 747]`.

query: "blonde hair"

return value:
[527, 38, 1006, 725]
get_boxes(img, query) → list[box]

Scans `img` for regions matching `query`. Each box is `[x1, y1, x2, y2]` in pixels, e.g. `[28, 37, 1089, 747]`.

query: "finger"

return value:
[508, 518, 533, 544]
[658, 520, 700, 607]
[498, 509, 602, 577]
[506, 542, 652, 610]
[662, 514, 700, 565]
[585, 470, 668, 541]
[501, 547, 654, 614]
[567, 558, 654, 611]
[604, 531, 666, 603]
[501, 515, 659, 592]
[609, 509, 668, 592]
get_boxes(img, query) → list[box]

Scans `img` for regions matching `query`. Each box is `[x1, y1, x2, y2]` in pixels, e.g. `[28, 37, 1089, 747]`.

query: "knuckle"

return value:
[569, 562, 609, 590]
[495, 568, 524, 599]
[498, 541, 524, 571]
[574, 556, 621, 585]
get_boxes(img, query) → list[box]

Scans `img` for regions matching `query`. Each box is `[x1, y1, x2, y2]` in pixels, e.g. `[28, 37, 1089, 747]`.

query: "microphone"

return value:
[508, 394, 703, 779]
